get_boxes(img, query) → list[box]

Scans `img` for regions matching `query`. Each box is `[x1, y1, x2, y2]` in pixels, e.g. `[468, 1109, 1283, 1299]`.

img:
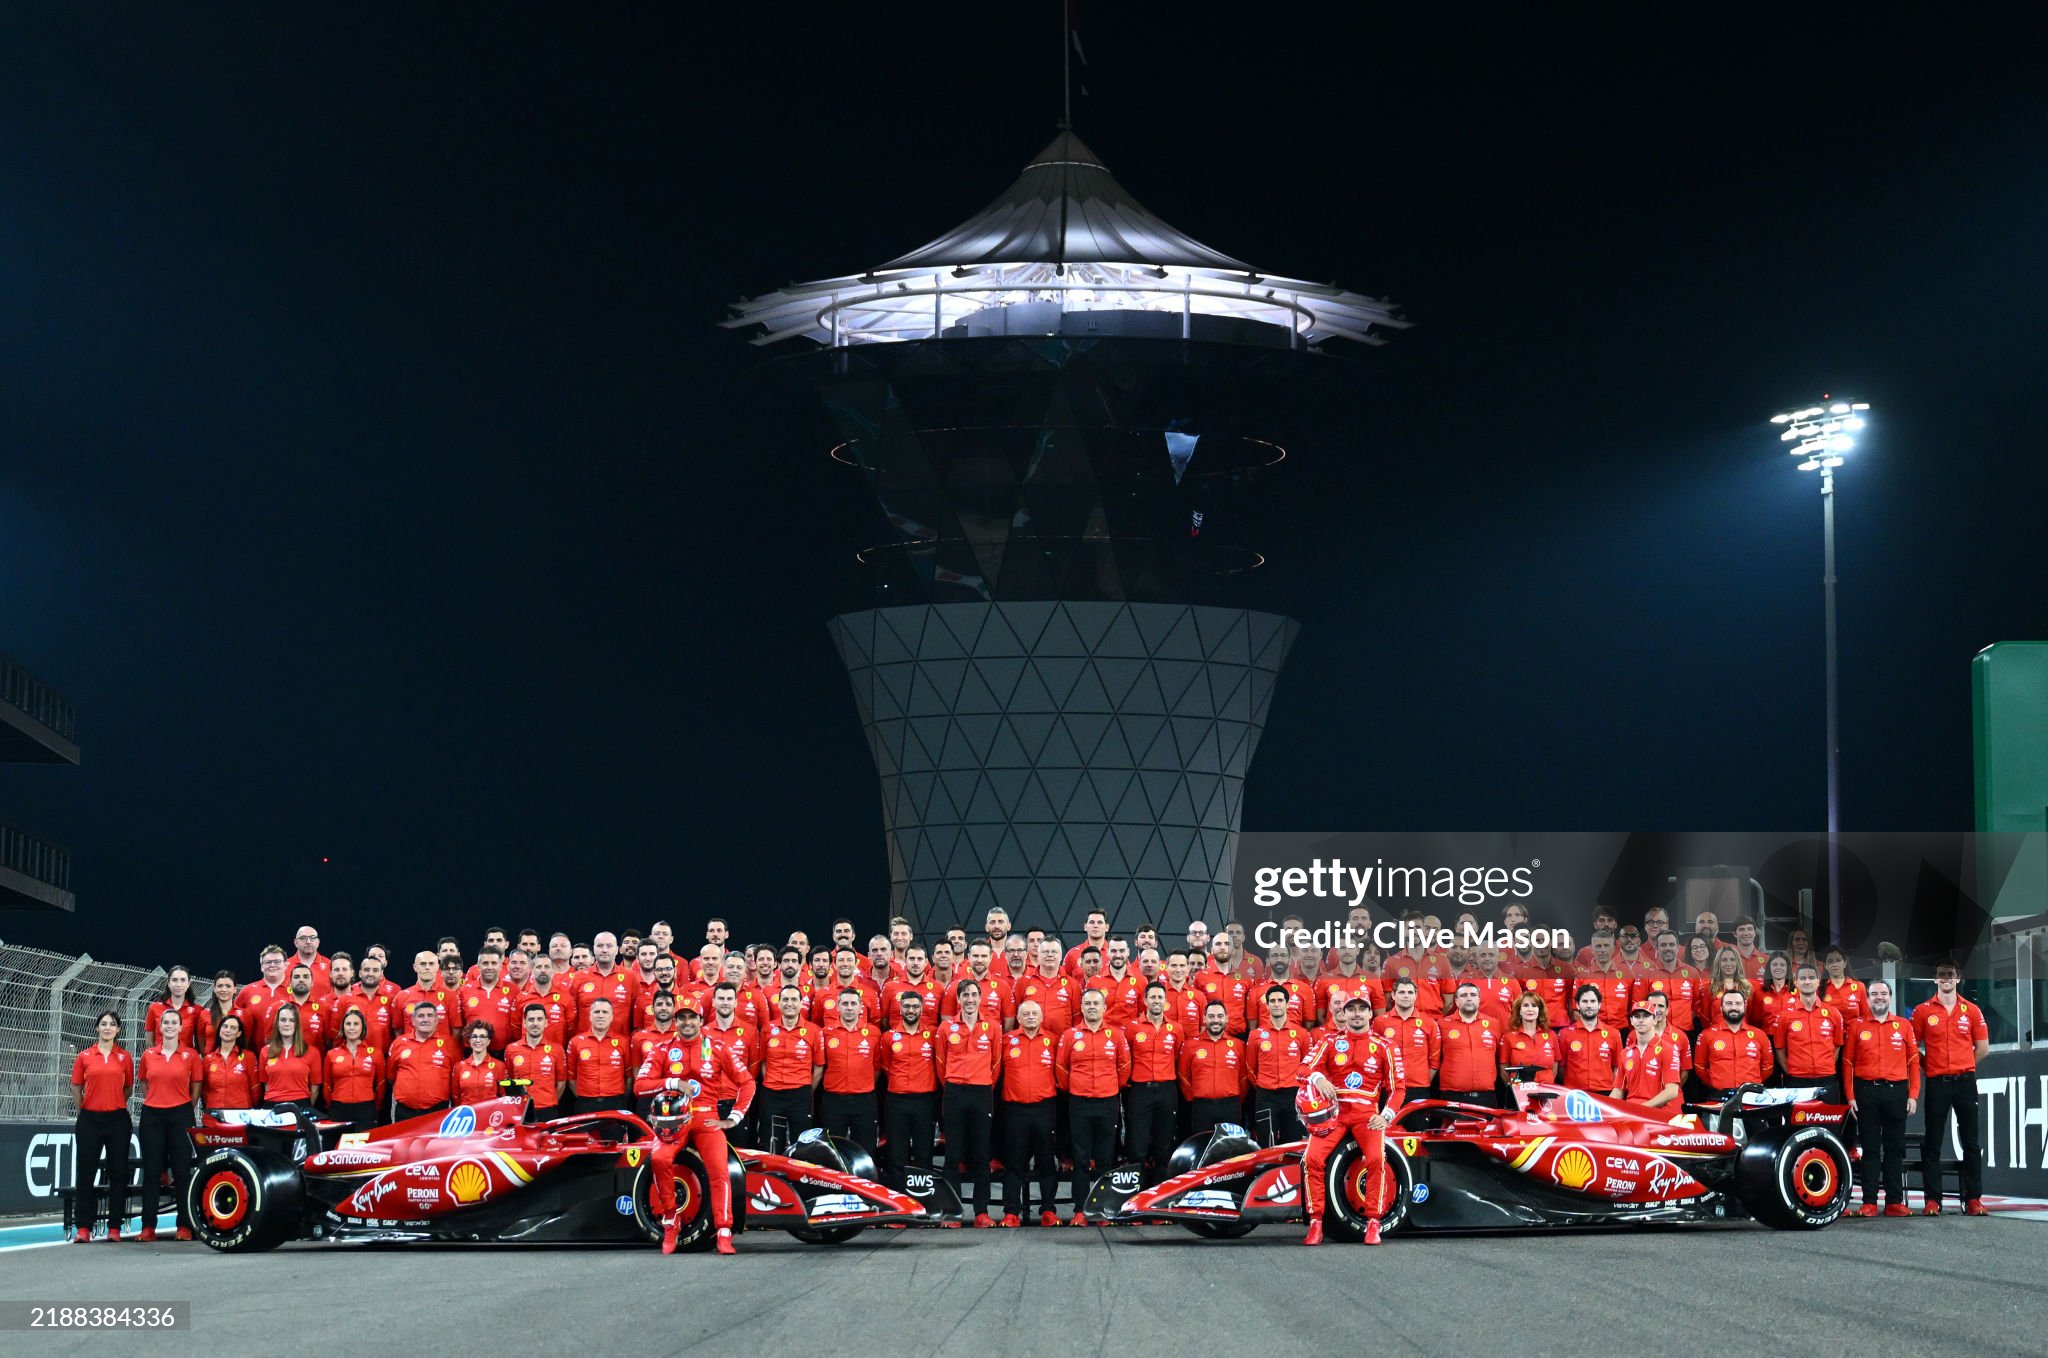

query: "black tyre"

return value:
[185, 1149, 302, 1253]
[631, 1152, 716, 1252]
[1733, 1124, 1852, 1229]
[1183, 1219, 1257, 1240]
[1322, 1136, 1414, 1242]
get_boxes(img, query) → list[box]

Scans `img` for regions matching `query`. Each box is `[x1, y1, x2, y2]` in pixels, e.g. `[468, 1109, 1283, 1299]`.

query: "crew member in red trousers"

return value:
[1299, 994, 1405, 1247]
[641, 1000, 754, 1256]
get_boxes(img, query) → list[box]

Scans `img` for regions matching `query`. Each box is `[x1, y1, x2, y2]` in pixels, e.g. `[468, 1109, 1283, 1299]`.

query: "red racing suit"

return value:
[1297, 1027, 1405, 1224]
[637, 1034, 756, 1231]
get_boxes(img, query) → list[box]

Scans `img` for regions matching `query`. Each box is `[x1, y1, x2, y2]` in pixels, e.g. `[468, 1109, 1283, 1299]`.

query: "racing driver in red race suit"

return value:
[1298, 993, 1405, 1246]
[640, 999, 754, 1256]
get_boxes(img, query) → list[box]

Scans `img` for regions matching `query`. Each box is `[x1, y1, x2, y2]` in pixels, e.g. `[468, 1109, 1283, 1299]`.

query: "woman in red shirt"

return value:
[146, 966, 212, 1056]
[1501, 992, 1558, 1083]
[322, 1009, 385, 1131]
[1708, 947, 1751, 1008]
[69, 1011, 135, 1242]
[257, 1004, 321, 1107]
[201, 1015, 257, 1111]
[203, 972, 239, 1049]
[136, 1008, 201, 1241]
[451, 1021, 509, 1106]
[1748, 952, 1795, 1038]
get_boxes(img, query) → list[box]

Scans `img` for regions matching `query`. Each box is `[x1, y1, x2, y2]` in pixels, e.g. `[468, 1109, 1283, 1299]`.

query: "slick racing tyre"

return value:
[631, 1151, 716, 1252]
[186, 1149, 303, 1252]
[1734, 1124, 1852, 1229]
[1322, 1136, 1414, 1242]
[1184, 1218, 1257, 1240]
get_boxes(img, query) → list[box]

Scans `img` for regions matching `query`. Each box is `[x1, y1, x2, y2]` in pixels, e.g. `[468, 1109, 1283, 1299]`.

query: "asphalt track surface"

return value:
[7, 1218, 2042, 1356]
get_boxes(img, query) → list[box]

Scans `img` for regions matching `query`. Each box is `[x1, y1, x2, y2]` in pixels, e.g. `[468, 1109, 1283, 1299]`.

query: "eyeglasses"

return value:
[296, 933, 318, 942]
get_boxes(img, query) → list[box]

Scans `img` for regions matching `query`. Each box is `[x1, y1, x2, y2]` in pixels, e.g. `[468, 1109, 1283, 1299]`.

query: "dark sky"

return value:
[3, 6, 2043, 971]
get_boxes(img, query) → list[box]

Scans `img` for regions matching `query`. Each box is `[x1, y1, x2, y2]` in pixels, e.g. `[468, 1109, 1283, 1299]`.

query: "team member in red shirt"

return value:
[457, 947, 519, 1053]
[951, 941, 1009, 1025]
[704, 981, 761, 1139]
[567, 998, 632, 1113]
[504, 1002, 568, 1113]
[1633, 932, 1706, 1033]
[390, 1004, 456, 1119]
[288, 924, 332, 993]
[1316, 950, 1381, 1026]
[1500, 992, 1558, 1083]
[1847, 979, 1920, 1217]
[1437, 981, 1504, 1106]
[641, 1002, 754, 1256]
[136, 1008, 201, 1240]
[396, 951, 454, 1041]
[1819, 947, 1869, 1022]
[525, 954, 578, 1045]
[629, 991, 685, 1113]
[1055, 989, 1131, 1225]
[201, 1014, 258, 1112]
[146, 967, 212, 1056]
[1575, 931, 1636, 1029]
[1162, 951, 1205, 1031]
[1299, 995, 1404, 1246]
[1179, 1000, 1248, 1136]
[1775, 962, 1846, 1102]
[1000, 1001, 1060, 1227]
[1246, 984, 1313, 1143]
[1195, 937, 1253, 1036]
[1749, 952, 1796, 1036]
[879, 991, 939, 1191]
[938, 979, 1000, 1226]
[758, 985, 823, 1152]
[1124, 982, 1183, 1184]
[72, 1011, 135, 1242]
[322, 1008, 386, 1132]
[235, 946, 292, 1047]
[257, 1004, 321, 1107]
[575, 932, 639, 1035]
[1557, 984, 1622, 1091]
[1616, 1004, 1683, 1107]
[286, 964, 336, 1052]
[1013, 941, 1076, 1035]
[811, 949, 880, 1026]
[334, 963, 397, 1050]
[818, 989, 882, 1147]
[1692, 989, 1773, 1100]
[1062, 909, 1113, 978]
[882, 946, 939, 1029]
[451, 1020, 510, 1106]
[1099, 940, 1146, 1026]
[1913, 959, 1990, 1215]
[1371, 978, 1441, 1091]
[1515, 946, 1574, 1028]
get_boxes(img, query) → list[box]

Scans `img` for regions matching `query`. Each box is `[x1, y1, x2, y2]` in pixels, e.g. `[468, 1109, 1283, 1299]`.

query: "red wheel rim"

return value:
[202, 1171, 247, 1230]
[1791, 1148, 1838, 1208]
[672, 1168, 700, 1225]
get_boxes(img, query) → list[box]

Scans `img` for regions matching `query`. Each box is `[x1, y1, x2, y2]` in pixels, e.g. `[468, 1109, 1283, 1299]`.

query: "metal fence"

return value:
[0, 941, 163, 1121]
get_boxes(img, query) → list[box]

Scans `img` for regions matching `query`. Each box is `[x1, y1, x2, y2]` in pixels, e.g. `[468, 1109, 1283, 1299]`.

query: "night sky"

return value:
[3, 7, 2043, 972]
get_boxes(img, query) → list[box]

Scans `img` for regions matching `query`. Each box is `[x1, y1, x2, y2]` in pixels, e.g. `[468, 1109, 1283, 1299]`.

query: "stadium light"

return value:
[1773, 397, 1872, 950]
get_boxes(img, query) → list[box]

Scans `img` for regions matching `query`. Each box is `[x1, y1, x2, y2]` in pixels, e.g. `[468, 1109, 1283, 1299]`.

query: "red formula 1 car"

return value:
[185, 1098, 952, 1252]
[1088, 1079, 1854, 1240]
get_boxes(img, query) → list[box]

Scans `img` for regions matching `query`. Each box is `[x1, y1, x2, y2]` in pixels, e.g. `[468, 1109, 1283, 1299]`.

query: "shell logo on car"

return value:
[447, 1160, 491, 1206]
[1552, 1146, 1596, 1191]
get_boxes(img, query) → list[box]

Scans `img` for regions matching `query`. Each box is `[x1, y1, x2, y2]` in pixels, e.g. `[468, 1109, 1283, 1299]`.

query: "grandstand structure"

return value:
[727, 127, 1401, 938]
[0, 650, 77, 912]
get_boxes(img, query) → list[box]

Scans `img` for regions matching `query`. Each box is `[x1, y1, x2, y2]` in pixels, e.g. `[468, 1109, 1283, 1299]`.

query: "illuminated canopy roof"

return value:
[726, 130, 1406, 351]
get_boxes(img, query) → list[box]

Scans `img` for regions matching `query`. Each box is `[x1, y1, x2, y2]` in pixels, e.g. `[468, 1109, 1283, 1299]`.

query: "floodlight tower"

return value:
[1770, 398, 1871, 945]
[727, 130, 1404, 939]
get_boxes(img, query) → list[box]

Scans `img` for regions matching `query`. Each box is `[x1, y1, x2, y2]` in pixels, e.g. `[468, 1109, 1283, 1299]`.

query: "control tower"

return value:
[726, 128, 1402, 938]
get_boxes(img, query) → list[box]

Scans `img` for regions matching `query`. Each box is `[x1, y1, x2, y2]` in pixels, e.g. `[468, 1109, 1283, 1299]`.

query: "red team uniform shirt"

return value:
[201, 1048, 257, 1109]
[139, 1046, 201, 1107]
[323, 1044, 385, 1104]
[504, 1040, 567, 1109]
[1556, 1023, 1622, 1091]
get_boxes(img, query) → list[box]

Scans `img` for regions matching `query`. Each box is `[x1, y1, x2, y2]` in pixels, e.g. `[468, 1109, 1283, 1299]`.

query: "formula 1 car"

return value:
[185, 1097, 952, 1251]
[1087, 1078, 1854, 1240]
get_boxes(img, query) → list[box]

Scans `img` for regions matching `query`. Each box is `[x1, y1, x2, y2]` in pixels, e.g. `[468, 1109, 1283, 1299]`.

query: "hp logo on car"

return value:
[614, 1195, 634, 1216]
[1412, 1183, 1430, 1203]
[1563, 1090, 1603, 1123]
[438, 1107, 477, 1137]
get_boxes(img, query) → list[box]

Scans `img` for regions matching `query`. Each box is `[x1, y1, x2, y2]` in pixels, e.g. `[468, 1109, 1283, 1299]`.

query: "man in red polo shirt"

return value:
[575, 933, 638, 1035]
[1847, 979, 1920, 1217]
[1437, 982, 1503, 1106]
[458, 947, 519, 1054]
[878, 991, 939, 1191]
[1246, 984, 1314, 1143]
[389, 1004, 455, 1120]
[566, 998, 631, 1112]
[817, 989, 881, 1147]
[1013, 941, 1077, 1035]
[504, 1002, 567, 1112]
[1055, 989, 1130, 1225]
[1616, 1003, 1683, 1107]
[1775, 962, 1845, 1103]
[1693, 988, 1773, 1101]
[1558, 984, 1622, 1092]
[1001, 1000, 1060, 1226]
[1371, 978, 1440, 1092]
[1913, 959, 1989, 1215]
